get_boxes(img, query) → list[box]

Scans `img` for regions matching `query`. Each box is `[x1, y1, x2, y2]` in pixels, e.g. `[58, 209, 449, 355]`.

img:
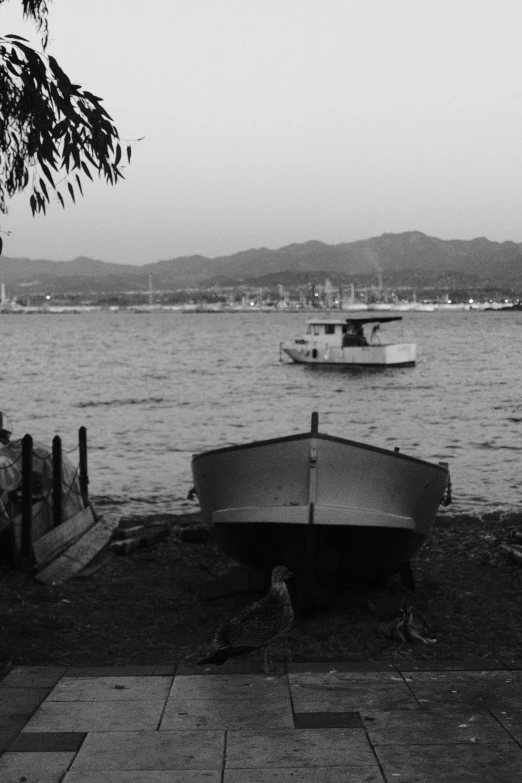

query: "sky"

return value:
[2, 0, 522, 265]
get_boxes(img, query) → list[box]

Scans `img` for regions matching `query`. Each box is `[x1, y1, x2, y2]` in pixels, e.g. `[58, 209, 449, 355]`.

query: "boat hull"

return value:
[211, 522, 422, 583]
[280, 342, 416, 366]
[192, 429, 448, 582]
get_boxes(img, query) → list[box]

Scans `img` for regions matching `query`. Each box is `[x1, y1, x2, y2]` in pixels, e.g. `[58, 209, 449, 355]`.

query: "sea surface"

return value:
[1, 309, 521, 520]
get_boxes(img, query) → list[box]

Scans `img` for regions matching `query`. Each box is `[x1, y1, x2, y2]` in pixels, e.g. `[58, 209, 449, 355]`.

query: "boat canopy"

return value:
[306, 314, 403, 326]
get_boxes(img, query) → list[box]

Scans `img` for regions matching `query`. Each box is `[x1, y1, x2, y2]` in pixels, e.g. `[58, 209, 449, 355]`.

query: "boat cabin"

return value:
[304, 315, 402, 347]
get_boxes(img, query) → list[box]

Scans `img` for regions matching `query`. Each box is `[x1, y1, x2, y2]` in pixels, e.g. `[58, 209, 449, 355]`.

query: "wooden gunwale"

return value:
[192, 430, 448, 474]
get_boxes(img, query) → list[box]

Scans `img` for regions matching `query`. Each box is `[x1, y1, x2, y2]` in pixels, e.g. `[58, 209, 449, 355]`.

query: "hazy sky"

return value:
[2, 0, 522, 264]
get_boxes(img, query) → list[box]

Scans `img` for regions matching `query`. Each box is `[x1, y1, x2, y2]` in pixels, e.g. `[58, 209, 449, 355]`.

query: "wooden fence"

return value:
[17, 427, 89, 569]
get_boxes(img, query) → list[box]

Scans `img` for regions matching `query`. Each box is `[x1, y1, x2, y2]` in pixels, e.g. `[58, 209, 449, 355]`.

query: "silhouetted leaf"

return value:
[52, 118, 69, 139]
[39, 161, 55, 187]
[36, 191, 45, 213]
[4, 59, 19, 76]
[67, 182, 75, 203]
[82, 90, 102, 103]
[57, 191, 65, 208]
[81, 162, 93, 181]
[83, 150, 97, 167]
[13, 41, 41, 63]
[39, 178, 49, 201]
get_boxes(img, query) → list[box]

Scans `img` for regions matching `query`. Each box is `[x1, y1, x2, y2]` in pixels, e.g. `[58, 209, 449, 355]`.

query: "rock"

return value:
[176, 525, 210, 542]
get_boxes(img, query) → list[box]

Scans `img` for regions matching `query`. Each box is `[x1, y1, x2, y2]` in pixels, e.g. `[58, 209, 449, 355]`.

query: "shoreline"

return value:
[95, 504, 522, 528]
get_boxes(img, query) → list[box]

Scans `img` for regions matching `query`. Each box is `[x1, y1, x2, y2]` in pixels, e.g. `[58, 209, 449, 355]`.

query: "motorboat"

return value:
[191, 413, 450, 584]
[279, 313, 416, 367]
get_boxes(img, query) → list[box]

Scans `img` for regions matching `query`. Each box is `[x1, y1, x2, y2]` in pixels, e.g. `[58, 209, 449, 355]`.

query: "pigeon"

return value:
[198, 565, 294, 673]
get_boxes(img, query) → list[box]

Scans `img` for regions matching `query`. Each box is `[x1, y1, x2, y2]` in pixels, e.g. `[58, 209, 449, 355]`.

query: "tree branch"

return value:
[0, 36, 125, 216]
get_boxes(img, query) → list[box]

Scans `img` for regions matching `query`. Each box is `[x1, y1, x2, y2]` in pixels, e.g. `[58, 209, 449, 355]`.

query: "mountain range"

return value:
[2, 231, 522, 294]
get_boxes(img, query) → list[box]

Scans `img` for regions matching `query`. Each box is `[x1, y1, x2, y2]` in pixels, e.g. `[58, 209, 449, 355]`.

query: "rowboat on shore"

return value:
[279, 313, 416, 367]
[191, 413, 450, 585]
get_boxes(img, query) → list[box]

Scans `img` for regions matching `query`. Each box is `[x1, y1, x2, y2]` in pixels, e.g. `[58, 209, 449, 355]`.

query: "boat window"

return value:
[306, 324, 312, 334]
[325, 325, 335, 334]
[312, 325, 320, 336]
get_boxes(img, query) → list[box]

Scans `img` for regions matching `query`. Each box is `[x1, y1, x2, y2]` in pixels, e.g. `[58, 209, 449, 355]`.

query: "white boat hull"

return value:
[192, 418, 448, 582]
[280, 341, 416, 366]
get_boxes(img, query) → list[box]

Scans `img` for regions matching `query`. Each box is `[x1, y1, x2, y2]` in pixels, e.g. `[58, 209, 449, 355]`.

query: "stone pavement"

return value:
[1, 660, 522, 782]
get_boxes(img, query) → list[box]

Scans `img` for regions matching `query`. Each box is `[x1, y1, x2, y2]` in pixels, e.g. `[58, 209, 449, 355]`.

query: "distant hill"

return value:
[2, 232, 522, 294]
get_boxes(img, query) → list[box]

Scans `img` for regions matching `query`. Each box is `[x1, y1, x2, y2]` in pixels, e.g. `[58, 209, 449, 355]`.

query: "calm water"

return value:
[1, 310, 521, 519]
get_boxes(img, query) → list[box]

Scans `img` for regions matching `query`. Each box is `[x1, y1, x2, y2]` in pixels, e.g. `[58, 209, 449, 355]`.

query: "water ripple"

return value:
[76, 396, 166, 408]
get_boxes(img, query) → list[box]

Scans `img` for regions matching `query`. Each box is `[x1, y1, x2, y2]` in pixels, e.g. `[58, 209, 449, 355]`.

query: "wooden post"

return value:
[78, 426, 89, 507]
[311, 411, 319, 435]
[20, 433, 33, 568]
[52, 435, 63, 527]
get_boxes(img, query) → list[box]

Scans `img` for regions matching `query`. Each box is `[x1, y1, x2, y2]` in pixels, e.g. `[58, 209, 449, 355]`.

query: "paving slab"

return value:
[375, 742, 522, 782]
[46, 676, 173, 702]
[289, 669, 405, 681]
[362, 710, 514, 744]
[1, 666, 68, 689]
[225, 728, 376, 768]
[22, 700, 165, 732]
[8, 731, 86, 752]
[287, 661, 398, 673]
[0, 715, 33, 753]
[170, 673, 289, 700]
[224, 769, 384, 782]
[160, 696, 294, 730]
[63, 772, 221, 783]
[0, 687, 50, 715]
[0, 750, 76, 783]
[293, 712, 363, 729]
[403, 670, 522, 711]
[65, 665, 177, 677]
[490, 709, 522, 743]
[289, 671, 418, 711]
[501, 659, 522, 671]
[0, 714, 31, 735]
[2, 663, 521, 782]
[396, 660, 507, 671]
[179, 661, 284, 676]
[70, 730, 224, 771]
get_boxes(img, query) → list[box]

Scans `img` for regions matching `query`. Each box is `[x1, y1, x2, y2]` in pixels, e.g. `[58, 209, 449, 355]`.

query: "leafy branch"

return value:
[2, 0, 49, 47]
[0, 35, 130, 217]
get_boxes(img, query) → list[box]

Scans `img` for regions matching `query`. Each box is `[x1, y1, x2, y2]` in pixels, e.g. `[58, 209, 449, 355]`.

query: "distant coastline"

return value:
[1, 299, 520, 315]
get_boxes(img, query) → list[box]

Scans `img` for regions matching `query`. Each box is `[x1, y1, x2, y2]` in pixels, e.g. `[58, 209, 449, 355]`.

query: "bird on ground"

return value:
[198, 565, 294, 674]
[378, 603, 436, 644]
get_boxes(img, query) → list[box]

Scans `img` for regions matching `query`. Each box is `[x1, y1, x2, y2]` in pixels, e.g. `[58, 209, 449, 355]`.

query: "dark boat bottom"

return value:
[213, 522, 423, 587]
[297, 360, 416, 368]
